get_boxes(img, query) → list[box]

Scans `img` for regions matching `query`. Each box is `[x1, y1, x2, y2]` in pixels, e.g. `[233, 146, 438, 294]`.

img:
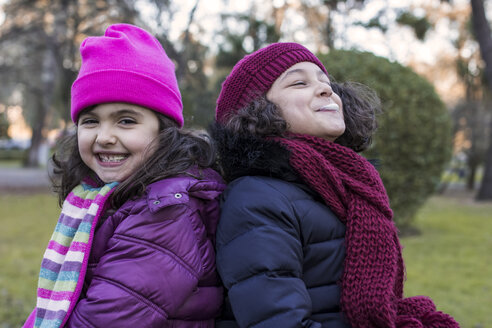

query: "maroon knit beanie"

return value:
[215, 42, 328, 123]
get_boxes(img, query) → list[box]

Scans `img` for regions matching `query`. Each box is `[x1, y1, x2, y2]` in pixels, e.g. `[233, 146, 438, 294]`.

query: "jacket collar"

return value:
[210, 123, 299, 183]
[146, 167, 225, 213]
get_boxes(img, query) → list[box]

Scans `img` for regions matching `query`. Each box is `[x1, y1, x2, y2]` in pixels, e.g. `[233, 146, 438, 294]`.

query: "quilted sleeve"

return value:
[66, 201, 204, 327]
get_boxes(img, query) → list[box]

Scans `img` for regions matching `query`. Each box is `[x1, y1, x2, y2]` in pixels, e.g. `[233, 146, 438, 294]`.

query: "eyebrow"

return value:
[79, 108, 145, 119]
[109, 108, 144, 118]
[279, 68, 329, 82]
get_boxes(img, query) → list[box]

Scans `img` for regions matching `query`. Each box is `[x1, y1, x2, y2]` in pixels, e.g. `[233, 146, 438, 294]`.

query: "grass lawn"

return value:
[0, 159, 22, 168]
[0, 193, 59, 328]
[401, 194, 492, 328]
[0, 192, 490, 327]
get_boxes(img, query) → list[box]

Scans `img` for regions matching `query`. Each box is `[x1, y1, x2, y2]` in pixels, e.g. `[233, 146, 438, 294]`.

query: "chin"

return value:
[323, 133, 344, 141]
[99, 175, 124, 183]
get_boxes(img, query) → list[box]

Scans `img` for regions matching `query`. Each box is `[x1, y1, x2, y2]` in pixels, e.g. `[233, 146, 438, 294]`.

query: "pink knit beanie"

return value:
[71, 23, 183, 126]
[215, 42, 327, 123]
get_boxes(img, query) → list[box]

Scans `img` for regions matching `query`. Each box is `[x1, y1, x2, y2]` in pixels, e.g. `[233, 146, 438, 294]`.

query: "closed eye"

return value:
[290, 81, 306, 86]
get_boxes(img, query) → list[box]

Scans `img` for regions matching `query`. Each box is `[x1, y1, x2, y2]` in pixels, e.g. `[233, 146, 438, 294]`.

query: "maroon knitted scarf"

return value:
[275, 134, 459, 328]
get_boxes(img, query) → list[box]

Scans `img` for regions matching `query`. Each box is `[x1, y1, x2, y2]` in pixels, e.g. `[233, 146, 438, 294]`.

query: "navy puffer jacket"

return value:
[212, 125, 350, 328]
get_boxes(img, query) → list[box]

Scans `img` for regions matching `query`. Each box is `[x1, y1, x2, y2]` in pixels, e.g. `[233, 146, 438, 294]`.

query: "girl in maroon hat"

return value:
[211, 42, 459, 328]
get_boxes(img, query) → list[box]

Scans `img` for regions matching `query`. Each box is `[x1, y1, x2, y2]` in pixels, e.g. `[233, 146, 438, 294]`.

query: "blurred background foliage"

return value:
[0, 1, 491, 227]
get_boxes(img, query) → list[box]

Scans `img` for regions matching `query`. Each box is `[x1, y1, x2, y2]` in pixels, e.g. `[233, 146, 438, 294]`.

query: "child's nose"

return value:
[317, 81, 333, 97]
[95, 129, 117, 145]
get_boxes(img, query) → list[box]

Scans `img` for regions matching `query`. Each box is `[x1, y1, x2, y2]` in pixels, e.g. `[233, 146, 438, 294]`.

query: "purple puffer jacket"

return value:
[66, 168, 226, 327]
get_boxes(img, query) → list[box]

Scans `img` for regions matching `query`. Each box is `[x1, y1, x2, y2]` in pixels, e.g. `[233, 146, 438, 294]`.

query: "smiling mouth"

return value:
[317, 104, 340, 112]
[97, 154, 129, 163]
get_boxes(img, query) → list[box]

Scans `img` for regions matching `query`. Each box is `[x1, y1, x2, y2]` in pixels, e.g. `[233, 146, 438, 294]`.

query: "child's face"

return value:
[266, 62, 345, 141]
[77, 103, 160, 183]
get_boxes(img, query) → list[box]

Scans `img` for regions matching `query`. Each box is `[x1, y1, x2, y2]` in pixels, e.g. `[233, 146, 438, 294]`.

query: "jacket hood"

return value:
[209, 122, 299, 183]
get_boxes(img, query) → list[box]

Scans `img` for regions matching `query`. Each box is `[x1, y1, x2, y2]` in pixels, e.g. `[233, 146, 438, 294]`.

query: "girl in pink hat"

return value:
[22, 24, 225, 328]
[212, 43, 459, 328]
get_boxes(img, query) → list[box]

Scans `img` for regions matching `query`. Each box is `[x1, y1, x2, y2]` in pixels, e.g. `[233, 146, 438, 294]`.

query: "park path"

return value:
[0, 167, 51, 193]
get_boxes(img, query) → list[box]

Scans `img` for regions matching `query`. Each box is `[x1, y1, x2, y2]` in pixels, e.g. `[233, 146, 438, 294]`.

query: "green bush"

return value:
[318, 50, 452, 228]
[0, 149, 26, 161]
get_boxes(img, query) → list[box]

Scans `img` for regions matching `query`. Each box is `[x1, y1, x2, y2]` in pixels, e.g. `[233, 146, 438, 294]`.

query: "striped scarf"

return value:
[24, 181, 118, 328]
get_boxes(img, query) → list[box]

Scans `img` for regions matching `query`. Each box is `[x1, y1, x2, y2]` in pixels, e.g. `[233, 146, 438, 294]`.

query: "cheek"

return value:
[77, 132, 85, 152]
[267, 88, 296, 111]
[141, 139, 158, 159]
[334, 95, 344, 119]
[135, 131, 159, 159]
[144, 127, 159, 148]
[77, 131, 92, 160]
[277, 105, 295, 126]
[267, 90, 310, 128]
[280, 98, 308, 124]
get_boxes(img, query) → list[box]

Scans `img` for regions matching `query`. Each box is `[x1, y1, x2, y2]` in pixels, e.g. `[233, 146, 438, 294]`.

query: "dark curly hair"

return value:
[222, 81, 380, 152]
[50, 113, 216, 209]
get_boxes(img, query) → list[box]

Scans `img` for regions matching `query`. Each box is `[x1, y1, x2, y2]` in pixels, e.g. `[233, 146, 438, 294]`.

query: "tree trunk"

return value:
[24, 91, 46, 167]
[24, 40, 56, 167]
[477, 117, 492, 199]
[471, 0, 492, 200]
[467, 163, 476, 190]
